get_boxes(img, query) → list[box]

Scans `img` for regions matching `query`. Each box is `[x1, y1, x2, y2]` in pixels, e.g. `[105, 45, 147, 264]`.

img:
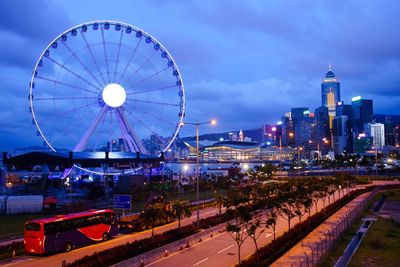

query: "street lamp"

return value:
[272, 125, 282, 178]
[297, 146, 303, 178]
[180, 119, 217, 227]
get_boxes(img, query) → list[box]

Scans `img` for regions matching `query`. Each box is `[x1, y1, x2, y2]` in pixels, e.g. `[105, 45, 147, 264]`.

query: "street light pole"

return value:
[279, 136, 282, 178]
[180, 119, 216, 227]
[196, 124, 200, 227]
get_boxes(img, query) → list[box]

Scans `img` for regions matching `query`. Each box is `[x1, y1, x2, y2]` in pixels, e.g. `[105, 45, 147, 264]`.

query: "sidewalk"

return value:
[272, 191, 373, 267]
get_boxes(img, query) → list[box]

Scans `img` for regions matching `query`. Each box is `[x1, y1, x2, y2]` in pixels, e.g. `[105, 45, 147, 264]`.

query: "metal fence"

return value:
[294, 189, 377, 267]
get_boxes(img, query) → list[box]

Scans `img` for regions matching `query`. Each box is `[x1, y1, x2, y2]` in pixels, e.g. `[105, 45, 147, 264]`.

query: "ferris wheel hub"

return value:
[102, 83, 126, 107]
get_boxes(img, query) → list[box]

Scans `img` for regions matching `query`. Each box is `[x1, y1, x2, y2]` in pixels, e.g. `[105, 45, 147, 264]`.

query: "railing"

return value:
[296, 189, 377, 267]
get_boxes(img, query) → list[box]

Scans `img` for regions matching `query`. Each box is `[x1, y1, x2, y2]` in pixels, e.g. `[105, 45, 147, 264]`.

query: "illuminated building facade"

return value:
[369, 123, 385, 149]
[200, 141, 295, 162]
[321, 65, 341, 128]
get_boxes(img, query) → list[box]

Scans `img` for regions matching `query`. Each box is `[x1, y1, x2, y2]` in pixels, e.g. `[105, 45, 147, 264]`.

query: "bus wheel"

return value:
[102, 233, 109, 241]
[64, 242, 72, 252]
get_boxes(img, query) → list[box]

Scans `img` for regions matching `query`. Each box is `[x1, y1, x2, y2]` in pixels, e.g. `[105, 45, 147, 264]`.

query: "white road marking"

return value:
[217, 244, 234, 254]
[193, 257, 209, 266]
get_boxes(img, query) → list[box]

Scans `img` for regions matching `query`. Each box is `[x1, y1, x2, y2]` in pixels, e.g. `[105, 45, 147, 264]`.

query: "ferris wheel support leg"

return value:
[73, 106, 108, 152]
[116, 108, 148, 154]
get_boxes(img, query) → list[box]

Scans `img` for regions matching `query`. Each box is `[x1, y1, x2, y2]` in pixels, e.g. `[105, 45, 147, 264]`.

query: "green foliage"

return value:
[171, 200, 192, 229]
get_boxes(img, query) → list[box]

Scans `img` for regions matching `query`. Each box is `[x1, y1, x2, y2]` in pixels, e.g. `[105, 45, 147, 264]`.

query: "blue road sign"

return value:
[113, 194, 131, 210]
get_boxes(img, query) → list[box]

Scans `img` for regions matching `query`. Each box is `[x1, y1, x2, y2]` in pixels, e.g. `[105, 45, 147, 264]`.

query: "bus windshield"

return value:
[25, 222, 41, 231]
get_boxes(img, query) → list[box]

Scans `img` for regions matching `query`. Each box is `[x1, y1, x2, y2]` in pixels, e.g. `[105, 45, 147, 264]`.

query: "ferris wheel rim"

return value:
[29, 20, 186, 154]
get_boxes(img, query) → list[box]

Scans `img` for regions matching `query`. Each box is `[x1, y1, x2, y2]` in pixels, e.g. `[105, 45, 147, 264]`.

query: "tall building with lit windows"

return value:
[321, 65, 341, 128]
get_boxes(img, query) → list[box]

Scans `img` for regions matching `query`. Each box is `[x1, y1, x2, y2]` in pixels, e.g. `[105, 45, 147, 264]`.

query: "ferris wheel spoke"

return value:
[115, 108, 148, 153]
[131, 65, 170, 86]
[34, 96, 97, 101]
[123, 101, 176, 127]
[126, 98, 179, 107]
[79, 30, 108, 86]
[123, 51, 158, 85]
[45, 56, 103, 92]
[38, 100, 99, 125]
[73, 106, 108, 152]
[126, 84, 177, 95]
[100, 25, 111, 83]
[113, 30, 124, 82]
[118, 36, 143, 84]
[61, 41, 104, 89]
[125, 110, 169, 148]
[36, 75, 98, 94]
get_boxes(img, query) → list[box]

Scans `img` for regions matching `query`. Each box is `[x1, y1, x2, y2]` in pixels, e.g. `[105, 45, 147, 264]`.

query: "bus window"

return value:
[44, 222, 57, 235]
[26, 222, 41, 231]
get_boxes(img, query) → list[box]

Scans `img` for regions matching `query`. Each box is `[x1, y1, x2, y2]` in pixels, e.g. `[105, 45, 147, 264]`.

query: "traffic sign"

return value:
[113, 194, 131, 210]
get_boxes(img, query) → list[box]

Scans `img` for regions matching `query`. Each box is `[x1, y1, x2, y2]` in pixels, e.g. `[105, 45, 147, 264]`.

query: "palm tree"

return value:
[142, 203, 163, 238]
[171, 200, 192, 229]
[214, 191, 225, 222]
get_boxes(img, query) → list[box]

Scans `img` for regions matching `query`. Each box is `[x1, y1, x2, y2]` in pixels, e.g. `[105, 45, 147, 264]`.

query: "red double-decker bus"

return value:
[24, 209, 118, 254]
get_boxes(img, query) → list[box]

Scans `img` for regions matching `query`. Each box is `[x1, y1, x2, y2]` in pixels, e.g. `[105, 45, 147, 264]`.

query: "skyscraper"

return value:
[351, 96, 373, 136]
[369, 123, 385, 149]
[321, 65, 341, 128]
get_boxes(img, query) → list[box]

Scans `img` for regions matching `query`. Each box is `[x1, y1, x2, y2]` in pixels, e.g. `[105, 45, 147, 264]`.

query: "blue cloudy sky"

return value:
[0, 0, 399, 150]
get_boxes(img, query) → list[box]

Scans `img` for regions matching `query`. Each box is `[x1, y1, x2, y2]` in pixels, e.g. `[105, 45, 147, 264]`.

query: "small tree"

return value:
[245, 218, 264, 264]
[171, 200, 192, 229]
[265, 208, 279, 240]
[214, 190, 225, 222]
[142, 203, 163, 238]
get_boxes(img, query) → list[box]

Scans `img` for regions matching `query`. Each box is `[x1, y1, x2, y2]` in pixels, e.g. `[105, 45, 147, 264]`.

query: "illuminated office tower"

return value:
[321, 65, 341, 128]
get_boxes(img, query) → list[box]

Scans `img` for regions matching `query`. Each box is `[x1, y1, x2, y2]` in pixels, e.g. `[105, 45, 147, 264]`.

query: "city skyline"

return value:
[1, 0, 400, 150]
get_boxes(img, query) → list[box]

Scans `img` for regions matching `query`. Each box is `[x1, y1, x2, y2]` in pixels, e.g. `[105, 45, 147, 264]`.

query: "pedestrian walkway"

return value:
[272, 191, 373, 267]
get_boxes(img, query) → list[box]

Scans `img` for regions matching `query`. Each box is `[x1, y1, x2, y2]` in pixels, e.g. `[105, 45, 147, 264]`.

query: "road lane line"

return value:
[217, 244, 234, 254]
[192, 257, 209, 266]
[144, 231, 226, 266]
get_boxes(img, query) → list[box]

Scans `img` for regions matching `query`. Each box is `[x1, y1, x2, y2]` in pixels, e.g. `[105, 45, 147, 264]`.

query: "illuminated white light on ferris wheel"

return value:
[102, 83, 126, 107]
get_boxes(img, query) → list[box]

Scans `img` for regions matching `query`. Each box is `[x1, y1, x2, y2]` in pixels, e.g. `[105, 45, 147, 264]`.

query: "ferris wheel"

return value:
[29, 21, 185, 155]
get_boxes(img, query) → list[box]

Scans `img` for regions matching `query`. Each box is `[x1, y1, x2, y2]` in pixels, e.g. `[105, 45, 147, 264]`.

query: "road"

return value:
[2, 206, 223, 267]
[143, 191, 343, 267]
